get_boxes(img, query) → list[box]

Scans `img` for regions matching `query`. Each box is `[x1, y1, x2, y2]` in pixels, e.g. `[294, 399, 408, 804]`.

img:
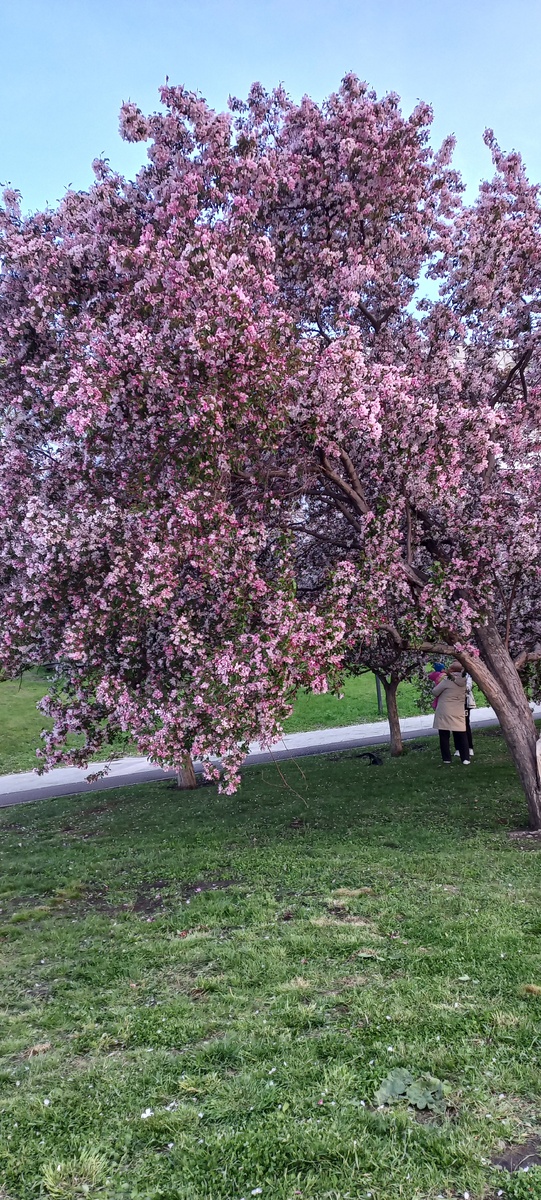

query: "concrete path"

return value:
[1, 703, 539, 809]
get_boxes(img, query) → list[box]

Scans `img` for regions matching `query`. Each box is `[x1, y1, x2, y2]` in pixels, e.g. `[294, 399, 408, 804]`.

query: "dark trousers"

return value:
[439, 729, 470, 763]
[465, 709, 474, 751]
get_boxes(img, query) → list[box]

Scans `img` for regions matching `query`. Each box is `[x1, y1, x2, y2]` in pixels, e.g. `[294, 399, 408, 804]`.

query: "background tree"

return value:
[346, 634, 426, 757]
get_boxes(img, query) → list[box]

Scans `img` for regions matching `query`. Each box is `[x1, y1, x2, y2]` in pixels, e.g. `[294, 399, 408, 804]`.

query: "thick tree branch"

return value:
[339, 448, 370, 510]
[318, 451, 370, 515]
[514, 647, 541, 671]
[483, 449, 496, 490]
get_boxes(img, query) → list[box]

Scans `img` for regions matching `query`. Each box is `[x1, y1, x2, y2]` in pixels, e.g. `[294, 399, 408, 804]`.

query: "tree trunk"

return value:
[176, 754, 198, 790]
[459, 620, 541, 829]
[380, 674, 403, 757]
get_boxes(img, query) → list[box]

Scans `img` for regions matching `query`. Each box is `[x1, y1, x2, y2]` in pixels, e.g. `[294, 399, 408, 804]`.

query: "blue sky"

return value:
[1, 0, 540, 213]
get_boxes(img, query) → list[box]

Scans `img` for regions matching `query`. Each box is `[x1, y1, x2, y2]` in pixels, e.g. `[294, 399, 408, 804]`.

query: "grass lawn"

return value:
[0, 672, 57, 776]
[283, 675, 421, 734]
[1, 732, 541, 1199]
[0, 673, 423, 776]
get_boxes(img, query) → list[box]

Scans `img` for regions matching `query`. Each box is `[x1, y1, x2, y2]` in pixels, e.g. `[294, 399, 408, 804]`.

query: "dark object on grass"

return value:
[492, 1136, 541, 1173]
[356, 751, 383, 766]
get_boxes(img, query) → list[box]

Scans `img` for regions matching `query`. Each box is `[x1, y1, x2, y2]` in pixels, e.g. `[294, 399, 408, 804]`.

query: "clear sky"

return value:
[1, 0, 540, 213]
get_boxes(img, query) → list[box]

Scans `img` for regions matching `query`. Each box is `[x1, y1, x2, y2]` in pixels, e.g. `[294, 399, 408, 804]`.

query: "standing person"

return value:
[433, 664, 470, 765]
[427, 662, 446, 709]
[455, 672, 476, 757]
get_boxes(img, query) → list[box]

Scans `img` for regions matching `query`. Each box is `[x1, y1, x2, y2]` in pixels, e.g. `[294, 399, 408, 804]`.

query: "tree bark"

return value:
[380, 674, 403, 757]
[176, 754, 198, 790]
[458, 620, 541, 829]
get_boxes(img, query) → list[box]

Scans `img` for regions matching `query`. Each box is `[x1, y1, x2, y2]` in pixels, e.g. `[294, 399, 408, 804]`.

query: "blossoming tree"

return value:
[2, 77, 541, 823]
[0, 91, 343, 791]
[230, 79, 541, 824]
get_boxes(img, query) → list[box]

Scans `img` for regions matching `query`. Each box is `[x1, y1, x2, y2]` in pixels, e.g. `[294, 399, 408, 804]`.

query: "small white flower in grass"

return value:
[252, 1190, 263, 1196]
[198, 1112, 203, 1118]
[15, 1081, 20, 1087]
[141, 1108, 153, 1119]
[268, 1067, 276, 1074]
[43, 1099, 50, 1107]
[387, 1046, 394, 1052]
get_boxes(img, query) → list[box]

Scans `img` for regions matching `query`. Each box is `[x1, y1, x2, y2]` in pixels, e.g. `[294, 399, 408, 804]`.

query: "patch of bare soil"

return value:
[492, 1136, 541, 1172]
[508, 829, 541, 850]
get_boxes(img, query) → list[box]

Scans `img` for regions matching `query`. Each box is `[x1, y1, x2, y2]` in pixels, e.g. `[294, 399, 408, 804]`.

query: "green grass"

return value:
[283, 674, 421, 733]
[1, 732, 541, 1199]
[0, 671, 56, 775]
[0, 673, 424, 775]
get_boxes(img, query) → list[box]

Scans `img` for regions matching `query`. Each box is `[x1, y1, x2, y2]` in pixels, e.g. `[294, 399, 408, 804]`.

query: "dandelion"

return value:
[43, 1099, 51, 1107]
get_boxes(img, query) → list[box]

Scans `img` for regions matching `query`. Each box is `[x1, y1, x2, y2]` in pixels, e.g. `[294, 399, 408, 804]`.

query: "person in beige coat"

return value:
[433, 665, 470, 765]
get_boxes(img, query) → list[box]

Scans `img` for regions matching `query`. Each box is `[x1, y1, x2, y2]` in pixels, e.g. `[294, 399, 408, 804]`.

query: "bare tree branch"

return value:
[320, 479, 365, 536]
[490, 348, 533, 406]
[339, 448, 370, 509]
[319, 451, 370, 515]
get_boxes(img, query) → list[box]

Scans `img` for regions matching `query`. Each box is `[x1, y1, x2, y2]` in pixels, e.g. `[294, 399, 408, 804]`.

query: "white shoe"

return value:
[462, 760, 470, 766]
[469, 749, 474, 757]
[454, 750, 460, 757]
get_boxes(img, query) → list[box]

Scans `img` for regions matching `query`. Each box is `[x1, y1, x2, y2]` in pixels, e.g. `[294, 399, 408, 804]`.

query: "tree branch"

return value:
[405, 499, 412, 565]
[339, 448, 370, 510]
[514, 647, 541, 671]
[320, 479, 364, 536]
[319, 451, 370, 515]
[379, 624, 455, 656]
[490, 348, 533, 406]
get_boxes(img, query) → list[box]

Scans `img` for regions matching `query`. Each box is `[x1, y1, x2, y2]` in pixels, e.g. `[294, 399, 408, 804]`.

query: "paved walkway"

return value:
[2, 704, 538, 809]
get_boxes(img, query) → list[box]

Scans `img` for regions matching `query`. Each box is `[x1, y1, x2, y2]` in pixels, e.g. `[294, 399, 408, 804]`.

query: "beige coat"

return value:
[432, 675, 467, 732]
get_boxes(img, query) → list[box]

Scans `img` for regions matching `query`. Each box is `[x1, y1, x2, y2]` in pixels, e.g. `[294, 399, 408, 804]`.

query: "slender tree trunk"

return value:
[459, 620, 541, 830]
[176, 754, 198, 790]
[380, 674, 403, 757]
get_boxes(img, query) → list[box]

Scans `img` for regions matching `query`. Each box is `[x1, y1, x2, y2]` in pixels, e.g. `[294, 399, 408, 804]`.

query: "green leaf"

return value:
[405, 1074, 447, 1112]
[375, 1067, 413, 1106]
